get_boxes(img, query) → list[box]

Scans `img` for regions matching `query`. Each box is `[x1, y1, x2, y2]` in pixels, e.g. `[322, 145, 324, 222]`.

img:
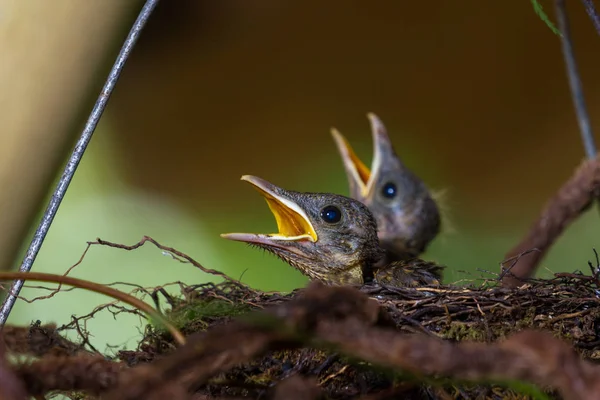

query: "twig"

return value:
[71, 315, 100, 354]
[498, 248, 541, 282]
[57, 302, 146, 350]
[0, 271, 184, 345]
[14, 354, 122, 397]
[92, 236, 246, 287]
[555, 0, 597, 160]
[4, 240, 97, 305]
[581, 0, 600, 35]
[6, 236, 185, 305]
[2, 322, 86, 357]
[319, 364, 349, 385]
[502, 156, 600, 287]
[0, 0, 161, 326]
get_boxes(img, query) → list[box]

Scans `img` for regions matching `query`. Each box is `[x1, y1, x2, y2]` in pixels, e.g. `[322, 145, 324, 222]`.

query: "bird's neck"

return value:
[303, 264, 365, 286]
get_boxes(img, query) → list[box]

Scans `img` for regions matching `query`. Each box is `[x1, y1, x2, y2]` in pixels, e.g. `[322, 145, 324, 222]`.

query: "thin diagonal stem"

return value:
[0, 271, 184, 345]
[0, 0, 160, 326]
[555, 0, 597, 160]
[581, 0, 600, 35]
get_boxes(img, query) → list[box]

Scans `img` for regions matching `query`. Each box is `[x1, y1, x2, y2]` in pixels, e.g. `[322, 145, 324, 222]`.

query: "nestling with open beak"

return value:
[221, 176, 443, 286]
[331, 113, 441, 263]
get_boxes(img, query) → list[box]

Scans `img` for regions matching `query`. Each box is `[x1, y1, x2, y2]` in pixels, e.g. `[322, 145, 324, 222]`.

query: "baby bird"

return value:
[221, 175, 443, 286]
[331, 113, 441, 263]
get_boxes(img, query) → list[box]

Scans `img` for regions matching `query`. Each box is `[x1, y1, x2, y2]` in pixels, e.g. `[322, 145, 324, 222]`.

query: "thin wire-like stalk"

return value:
[0, 0, 161, 326]
[581, 0, 600, 36]
[555, 0, 597, 160]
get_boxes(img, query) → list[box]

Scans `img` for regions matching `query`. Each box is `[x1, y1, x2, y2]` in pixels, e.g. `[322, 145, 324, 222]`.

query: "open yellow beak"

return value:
[331, 113, 388, 197]
[221, 175, 318, 245]
[330, 127, 372, 195]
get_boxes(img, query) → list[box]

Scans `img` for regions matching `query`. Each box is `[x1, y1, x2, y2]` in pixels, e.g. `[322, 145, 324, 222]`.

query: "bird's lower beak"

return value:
[221, 175, 318, 247]
[330, 113, 392, 197]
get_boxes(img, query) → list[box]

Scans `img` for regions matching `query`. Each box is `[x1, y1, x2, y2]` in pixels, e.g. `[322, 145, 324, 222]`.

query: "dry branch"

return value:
[503, 155, 600, 286]
[2, 322, 86, 357]
[15, 355, 121, 397]
[93, 236, 246, 287]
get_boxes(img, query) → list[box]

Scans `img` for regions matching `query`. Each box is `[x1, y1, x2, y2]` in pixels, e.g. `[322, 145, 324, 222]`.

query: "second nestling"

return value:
[331, 113, 441, 264]
[221, 175, 443, 287]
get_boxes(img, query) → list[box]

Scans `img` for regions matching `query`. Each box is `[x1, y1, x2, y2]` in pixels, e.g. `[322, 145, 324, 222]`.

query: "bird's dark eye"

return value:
[320, 205, 342, 224]
[382, 182, 397, 199]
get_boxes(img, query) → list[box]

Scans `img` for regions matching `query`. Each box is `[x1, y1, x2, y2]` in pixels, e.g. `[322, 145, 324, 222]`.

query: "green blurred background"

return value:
[6, 1, 600, 351]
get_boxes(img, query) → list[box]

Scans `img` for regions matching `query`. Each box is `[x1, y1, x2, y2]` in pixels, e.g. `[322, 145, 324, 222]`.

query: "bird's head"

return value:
[331, 113, 441, 259]
[221, 175, 384, 284]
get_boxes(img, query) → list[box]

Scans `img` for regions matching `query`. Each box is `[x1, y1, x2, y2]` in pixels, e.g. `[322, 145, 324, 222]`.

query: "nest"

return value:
[2, 153, 600, 400]
[3, 271, 600, 400]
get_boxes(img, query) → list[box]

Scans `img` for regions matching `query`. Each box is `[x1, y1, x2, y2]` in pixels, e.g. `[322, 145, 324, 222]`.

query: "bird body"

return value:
[222, 175, 443, 287]
[373, 259, 443, 287]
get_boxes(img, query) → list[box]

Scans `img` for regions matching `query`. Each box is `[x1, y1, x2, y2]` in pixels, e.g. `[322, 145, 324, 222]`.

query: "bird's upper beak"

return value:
[221, 175, 318, 248]
[331, 113, 395, 198]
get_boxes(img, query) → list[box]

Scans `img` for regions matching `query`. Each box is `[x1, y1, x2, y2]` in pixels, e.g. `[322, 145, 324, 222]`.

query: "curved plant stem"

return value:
[0, 271, 185, 345]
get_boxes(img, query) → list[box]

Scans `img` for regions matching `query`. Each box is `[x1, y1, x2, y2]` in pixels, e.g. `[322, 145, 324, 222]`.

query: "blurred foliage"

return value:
[7, 1, 600, 353]
[530, 0, 562, 36]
